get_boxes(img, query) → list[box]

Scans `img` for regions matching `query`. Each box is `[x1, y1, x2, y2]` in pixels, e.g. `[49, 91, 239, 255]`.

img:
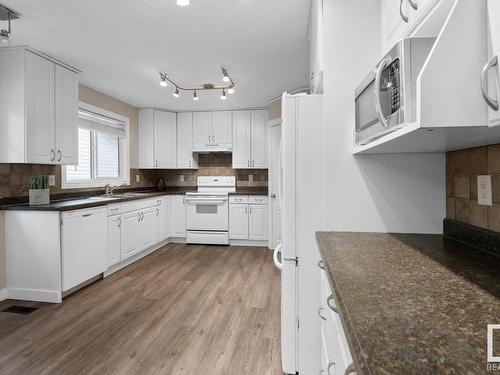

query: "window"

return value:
[63, 104, 129, 189]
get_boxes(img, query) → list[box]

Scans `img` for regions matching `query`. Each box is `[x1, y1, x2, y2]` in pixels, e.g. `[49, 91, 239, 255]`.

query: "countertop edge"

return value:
[315, 231, 372, 375]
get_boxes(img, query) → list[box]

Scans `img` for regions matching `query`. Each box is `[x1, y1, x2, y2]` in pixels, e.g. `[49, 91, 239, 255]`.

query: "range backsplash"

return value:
[0, 154, 267, 199]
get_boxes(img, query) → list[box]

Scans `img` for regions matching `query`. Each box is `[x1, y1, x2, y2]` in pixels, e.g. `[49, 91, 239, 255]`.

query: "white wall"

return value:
[323, 0, 445, 234]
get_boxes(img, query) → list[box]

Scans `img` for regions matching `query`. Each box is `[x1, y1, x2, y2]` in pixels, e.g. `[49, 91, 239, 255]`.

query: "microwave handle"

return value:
[374, 58, 390, 129]
[481, 55, 499, 111]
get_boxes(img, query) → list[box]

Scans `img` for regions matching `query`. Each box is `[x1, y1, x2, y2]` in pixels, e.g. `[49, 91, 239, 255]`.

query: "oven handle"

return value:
[185, 198, 228, 204]
[374, 58, 390, 129]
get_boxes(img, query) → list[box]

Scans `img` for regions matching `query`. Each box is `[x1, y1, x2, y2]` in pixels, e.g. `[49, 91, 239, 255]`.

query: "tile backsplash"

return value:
[446, 144, 500, 232]
[0, 154, 267, 199]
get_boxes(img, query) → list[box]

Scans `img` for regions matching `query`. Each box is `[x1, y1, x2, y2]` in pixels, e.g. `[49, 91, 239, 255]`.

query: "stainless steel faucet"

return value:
[104, 183, 126, 195]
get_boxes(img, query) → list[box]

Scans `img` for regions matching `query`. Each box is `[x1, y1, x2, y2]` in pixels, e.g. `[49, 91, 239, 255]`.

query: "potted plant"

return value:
[29, 175, 50, 206]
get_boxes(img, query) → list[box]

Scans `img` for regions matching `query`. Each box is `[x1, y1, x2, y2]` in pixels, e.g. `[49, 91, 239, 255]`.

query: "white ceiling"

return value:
[2, 0, 311, 110]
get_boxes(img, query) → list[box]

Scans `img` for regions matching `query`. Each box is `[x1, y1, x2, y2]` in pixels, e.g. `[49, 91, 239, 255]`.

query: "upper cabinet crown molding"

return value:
[0, 48, 79, 164]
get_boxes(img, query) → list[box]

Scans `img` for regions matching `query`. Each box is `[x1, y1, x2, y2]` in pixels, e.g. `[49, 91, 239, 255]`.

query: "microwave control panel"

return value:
[382, 59, 401, 115]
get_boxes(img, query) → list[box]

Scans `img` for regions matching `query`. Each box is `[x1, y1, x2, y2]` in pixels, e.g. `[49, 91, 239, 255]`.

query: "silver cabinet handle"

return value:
[399, 0, 408, 22]
[57, 150, 62, 162]
[344, 363, 356, 375]
[408, 0, 418, 10]
[247, 160, 250, 168]
[374, 58, 391, 129]
[270, 193, 276, 198]
[318, 260, 326, 270]
[138, 212, 141, 221]
[481, 55, 499, 111]
[156, 208, 160, 216]
[118, 217, 121, 228]
[327, 361, 335, 375]
[50, 149, 55, 161]
[317, 307, 327, 321]
[327, 295, 338, 313]
[82, 213, 93, 218]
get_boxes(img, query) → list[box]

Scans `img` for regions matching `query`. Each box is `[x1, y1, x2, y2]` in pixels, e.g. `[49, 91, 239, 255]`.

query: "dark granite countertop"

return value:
[229, 187, 268, 196]
[316, 231, 500, 375]
[0, 187, 196, 212]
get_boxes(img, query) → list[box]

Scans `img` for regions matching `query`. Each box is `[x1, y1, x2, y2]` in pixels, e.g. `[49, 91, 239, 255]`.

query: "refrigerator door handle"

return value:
[273, 243, 282, 270]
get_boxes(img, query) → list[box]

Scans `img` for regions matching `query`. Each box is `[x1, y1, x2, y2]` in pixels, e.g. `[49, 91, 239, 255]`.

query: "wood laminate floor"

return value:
[0, 244, 281, 375]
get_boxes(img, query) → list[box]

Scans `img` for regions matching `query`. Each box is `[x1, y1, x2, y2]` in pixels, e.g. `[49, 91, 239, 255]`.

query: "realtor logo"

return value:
[488, 325, 500, 371]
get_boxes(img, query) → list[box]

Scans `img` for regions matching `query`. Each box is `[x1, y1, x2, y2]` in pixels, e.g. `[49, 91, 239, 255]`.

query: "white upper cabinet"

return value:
[55, 65, 79, 165]
[0, 48, 79, 165]
[381, 0, 410, 54]
[308, 0, 324, 93]
[485, 0, 500, 127]
[138, 109, 177, 168]
[232, 110, 268, 169]
[154, 111, 177, 168]
[177, 112, 198, 168]
[251, 110, 268, 168]
[192, 111, 213, 148]
[212, 111, 233, 145]
[232, 111, 251, 168]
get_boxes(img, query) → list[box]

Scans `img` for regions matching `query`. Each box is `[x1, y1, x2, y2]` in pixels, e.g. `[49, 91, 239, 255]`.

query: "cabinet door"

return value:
[170, 195, 186, 237]
[487, 0, 500, 126]
[248, 204, 268, 240]
[162, 197, 170, 239]
[380, 0, 409, 54]
[229, 204, 249, 239]
[139, 207, 156, 251]
[177, 112, 198, 168]
[107, 216, 121, 267]
[232, 111, 251, 168]
[212, 111, 233, 145]
[138, 108, 155, 168]
[193, 111, 212, 147]
[26, 51, 55, 164]
[120, 210, 142, 260]
[251, 110, 268, 168]
[154, 110, 177, 168]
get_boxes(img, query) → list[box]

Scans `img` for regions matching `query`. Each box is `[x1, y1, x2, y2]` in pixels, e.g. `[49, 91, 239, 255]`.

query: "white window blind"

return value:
[97, 132, 120, 178]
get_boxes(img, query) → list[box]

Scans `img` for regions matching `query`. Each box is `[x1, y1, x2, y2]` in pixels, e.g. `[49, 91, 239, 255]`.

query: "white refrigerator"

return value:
[273, 93, 325, 375]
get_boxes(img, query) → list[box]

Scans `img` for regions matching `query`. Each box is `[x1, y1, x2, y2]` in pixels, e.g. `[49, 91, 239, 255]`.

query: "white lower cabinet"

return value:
[107, 215, 121, 267]
[120, 210, 143, 260]
[170, 195, 186, 237]
[229, 196, 268, 241]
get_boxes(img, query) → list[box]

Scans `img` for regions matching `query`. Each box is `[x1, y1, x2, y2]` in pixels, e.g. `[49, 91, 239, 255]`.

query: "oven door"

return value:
[355, 43, 405, 145]
[185, 195, 229, 231]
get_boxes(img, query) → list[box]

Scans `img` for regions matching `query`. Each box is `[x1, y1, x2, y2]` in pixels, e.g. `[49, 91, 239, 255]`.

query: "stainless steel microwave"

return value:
[354, 37, 436, 145]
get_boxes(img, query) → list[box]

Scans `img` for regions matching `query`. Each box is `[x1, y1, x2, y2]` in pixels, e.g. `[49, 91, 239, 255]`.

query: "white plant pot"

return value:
[29, 189, 50, 206]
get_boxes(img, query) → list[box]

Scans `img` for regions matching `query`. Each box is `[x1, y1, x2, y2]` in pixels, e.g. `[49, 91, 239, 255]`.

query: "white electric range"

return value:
[185, 176, 236, 245]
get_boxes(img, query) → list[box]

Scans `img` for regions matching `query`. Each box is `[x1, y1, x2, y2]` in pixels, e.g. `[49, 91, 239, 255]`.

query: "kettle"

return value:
[156, 177, 167, 191]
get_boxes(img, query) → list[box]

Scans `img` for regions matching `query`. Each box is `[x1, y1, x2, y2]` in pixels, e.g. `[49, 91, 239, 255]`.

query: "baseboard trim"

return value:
[229, 239, 268, 247]
[0, 288, 7, 301]
[6, 287, 62, 303]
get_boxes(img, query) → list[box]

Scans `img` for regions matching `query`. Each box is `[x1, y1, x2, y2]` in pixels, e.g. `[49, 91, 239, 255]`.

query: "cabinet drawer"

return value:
[107, 204, 121, 217]
[120, 198, 161, 214]
[229, 195, 249, 204]
[248, 196, 268, 204]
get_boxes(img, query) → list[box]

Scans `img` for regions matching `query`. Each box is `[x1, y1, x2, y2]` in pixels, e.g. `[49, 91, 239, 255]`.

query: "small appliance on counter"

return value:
[185, 176, 235, 245]
[354, 37, 436, 145]
[155, 177, 167, 191]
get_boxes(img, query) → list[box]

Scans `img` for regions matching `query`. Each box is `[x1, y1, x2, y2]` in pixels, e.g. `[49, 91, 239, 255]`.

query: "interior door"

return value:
[251, 110, 268, 168]
[232, 110, 251, 168]
[192, 111, 212, 147]
[26, 51, 55, 164]
[54, 65, 78, 165]
[154, 110, 177, 168]
[212, 111, 232, 145]
[270, 124, 282, 249]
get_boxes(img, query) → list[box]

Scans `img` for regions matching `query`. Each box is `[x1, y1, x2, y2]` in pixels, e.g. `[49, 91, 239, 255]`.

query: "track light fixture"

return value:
[0, 5, 19, 45]
[158, 66, 235, 102]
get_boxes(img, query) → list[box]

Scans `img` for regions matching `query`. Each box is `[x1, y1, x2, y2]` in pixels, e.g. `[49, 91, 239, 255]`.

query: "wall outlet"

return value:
[48, 175, 56, 187]
[135, 174, 140, 183]
[249, 174, 253, 182]
[179, 175, 185, 182]
[478, 175, 492, 206]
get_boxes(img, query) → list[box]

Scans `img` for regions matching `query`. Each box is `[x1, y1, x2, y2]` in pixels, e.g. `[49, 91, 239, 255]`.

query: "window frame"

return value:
[62, 102, 130, 189]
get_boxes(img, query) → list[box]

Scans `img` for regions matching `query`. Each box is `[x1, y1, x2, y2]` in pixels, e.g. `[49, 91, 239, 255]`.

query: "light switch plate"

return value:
[478, 175, 492, 206]
[48, 175, 56, 187]
[249, 174, 253, 182]
[135, 174, 140, 183]
[180, 175, 185, 182]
